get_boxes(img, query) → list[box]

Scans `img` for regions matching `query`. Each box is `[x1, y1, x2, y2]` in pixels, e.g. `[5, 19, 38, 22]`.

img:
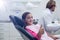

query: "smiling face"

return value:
[22, 12, 33, 25]
[25, 13, 33, 25]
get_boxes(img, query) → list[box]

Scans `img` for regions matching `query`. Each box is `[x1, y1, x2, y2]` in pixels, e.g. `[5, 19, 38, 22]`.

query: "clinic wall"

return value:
[54, 0, 60, 20]
[0, 0, 60, 21]
[23, 0, 60, 20]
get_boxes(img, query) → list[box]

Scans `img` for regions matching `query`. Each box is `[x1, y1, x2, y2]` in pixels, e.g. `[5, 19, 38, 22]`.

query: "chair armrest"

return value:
[15, 25, 37, 40]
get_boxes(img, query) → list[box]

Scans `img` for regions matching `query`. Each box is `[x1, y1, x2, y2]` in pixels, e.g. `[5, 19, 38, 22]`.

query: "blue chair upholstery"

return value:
[9, 15, 37, 40]
[14, 16, 26, 28]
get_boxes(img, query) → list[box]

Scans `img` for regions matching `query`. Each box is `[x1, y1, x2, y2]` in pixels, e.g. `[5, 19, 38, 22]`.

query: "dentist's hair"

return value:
[46, 0, 56, 9]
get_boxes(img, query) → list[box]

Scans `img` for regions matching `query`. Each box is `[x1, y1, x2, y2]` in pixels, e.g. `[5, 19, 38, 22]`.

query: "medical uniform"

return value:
[41, 8, 58, 32]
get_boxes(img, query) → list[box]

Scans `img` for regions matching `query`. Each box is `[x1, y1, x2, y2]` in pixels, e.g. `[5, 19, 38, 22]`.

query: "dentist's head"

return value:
[46, 0, 56, 12]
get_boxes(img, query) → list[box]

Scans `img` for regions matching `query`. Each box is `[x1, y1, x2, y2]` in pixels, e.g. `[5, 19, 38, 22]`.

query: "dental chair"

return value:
[9, 15, 37, 40]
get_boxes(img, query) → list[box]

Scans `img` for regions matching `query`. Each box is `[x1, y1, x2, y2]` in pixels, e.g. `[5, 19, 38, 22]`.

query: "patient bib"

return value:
[26, 24, 40, 34]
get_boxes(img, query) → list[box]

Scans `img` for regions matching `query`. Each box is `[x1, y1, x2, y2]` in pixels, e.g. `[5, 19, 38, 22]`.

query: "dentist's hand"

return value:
[48, 34, 59, 40]
[52, 36, 59, 40]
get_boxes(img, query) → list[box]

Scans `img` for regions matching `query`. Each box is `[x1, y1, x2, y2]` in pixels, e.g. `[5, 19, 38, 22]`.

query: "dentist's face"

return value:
[51, 5, 56, 11]
[25, 13, 33, 25]
[51, 1, 56, 12]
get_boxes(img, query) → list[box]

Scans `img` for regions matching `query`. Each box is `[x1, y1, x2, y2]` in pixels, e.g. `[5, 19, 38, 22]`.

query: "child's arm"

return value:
[37, 25, 44, 38]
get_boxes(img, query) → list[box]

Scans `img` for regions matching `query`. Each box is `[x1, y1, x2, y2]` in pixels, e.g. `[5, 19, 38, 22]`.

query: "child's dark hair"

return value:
[22, 12, 30, 20]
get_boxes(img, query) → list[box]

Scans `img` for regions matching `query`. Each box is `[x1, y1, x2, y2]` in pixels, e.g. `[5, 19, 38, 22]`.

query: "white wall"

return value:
[0, 0, 60, 21]
[54, 0, 60, 20]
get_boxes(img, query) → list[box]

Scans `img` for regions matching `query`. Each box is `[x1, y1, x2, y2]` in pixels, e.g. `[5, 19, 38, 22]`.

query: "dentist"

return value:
[42, 0, 58, 32]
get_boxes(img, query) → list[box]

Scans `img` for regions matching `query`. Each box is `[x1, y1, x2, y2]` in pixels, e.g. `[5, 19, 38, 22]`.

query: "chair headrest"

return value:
[9, 15, 17, 25]
[14, 16, 26, 27]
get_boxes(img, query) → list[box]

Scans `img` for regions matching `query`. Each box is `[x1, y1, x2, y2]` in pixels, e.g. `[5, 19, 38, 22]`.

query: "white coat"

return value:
[40, 8, 58, 32]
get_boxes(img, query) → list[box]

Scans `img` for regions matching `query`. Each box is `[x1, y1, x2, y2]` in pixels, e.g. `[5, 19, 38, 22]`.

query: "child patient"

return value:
[22, 12, 58, 40]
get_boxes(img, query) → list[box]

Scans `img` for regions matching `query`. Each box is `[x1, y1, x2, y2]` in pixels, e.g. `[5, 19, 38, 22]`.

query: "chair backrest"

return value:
[9, 15, 17, 25]
[15, 25, 37, 40]
[14, 16, 26, 28]
[9, 15, 26, 28]
[9, 15, 37, 40]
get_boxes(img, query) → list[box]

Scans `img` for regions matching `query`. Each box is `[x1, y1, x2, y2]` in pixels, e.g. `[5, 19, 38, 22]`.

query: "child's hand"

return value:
[39, 25, 44, 34]
[37, 25, 44, 37]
